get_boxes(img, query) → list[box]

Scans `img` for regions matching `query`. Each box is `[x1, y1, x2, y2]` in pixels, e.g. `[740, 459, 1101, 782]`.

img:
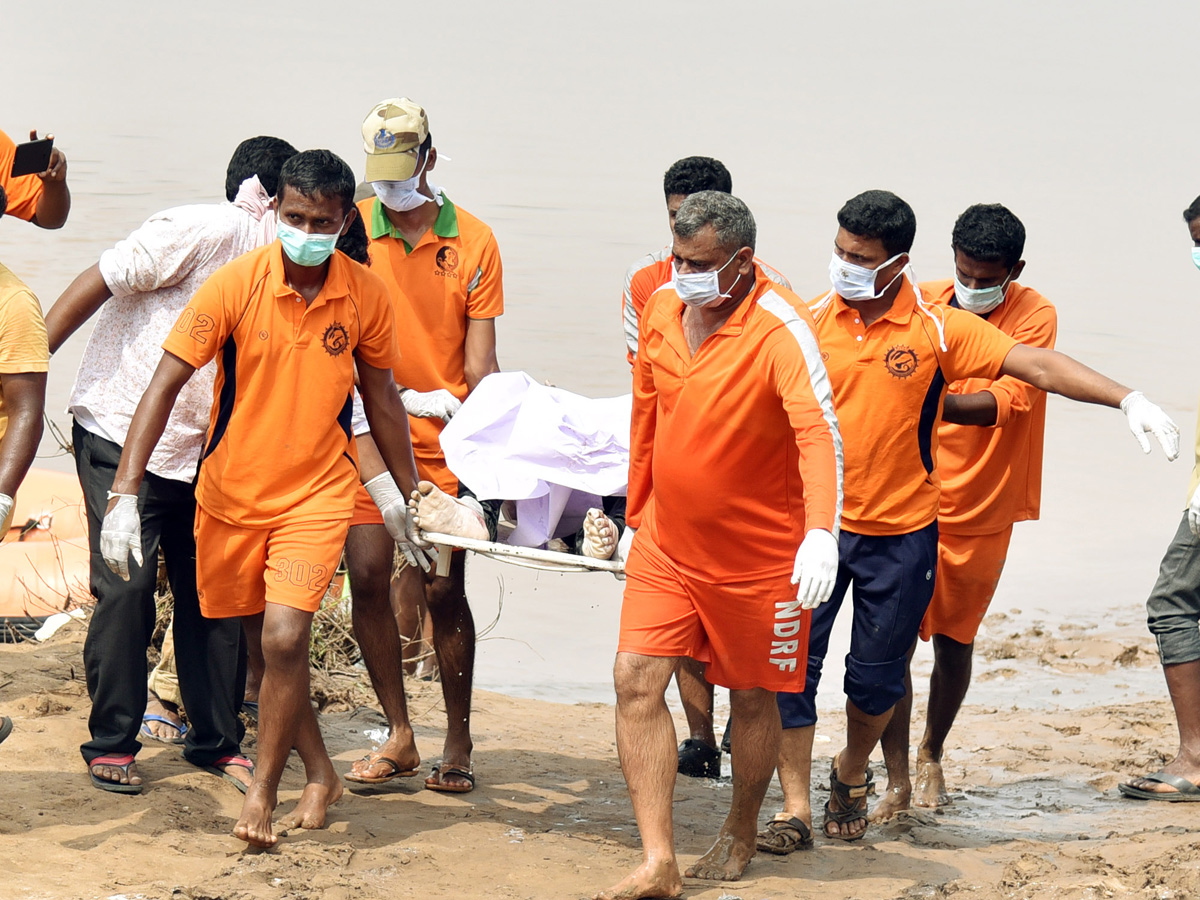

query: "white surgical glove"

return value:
[1120, 391, 1181, 461]
[792, 528, 839, 610]
[364, 472, 434, 572]
[1189, 484, 1200, 537]
[400, 388, 461, 423]
[0, 492, 13, 539]
[101, 492, 143, 581]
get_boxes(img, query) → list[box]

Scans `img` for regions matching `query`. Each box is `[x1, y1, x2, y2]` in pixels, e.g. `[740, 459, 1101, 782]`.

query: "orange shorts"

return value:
[919, 525, 1013, 644]
[417, 456, 458, 495]
[348, 483, 385, 528]
[194, 506, 350, 618]
[618, 530, 809, 693]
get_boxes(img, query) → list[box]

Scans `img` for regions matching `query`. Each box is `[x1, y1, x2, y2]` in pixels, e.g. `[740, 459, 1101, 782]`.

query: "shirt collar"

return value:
[369, 194, 460, 245]
[833, 274, 920, 325]
[268, 241, 352, 306]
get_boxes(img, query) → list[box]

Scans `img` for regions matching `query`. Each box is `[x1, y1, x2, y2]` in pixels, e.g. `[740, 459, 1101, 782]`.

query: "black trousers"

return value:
[74, 419, 245, 766]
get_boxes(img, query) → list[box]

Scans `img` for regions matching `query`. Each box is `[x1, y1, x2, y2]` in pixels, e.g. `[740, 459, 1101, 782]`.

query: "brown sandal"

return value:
[823, 763, 874, 841]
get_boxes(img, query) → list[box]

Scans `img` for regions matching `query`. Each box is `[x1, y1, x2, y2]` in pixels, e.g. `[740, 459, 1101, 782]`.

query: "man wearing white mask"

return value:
[46, 136, 297, 794]
[759, 190, 1178, 851]
[341, 98, 502, 794]
[870, 204, 1057, 820]
[597, 191, 843, 899]
[1119, 195, 1200, 803]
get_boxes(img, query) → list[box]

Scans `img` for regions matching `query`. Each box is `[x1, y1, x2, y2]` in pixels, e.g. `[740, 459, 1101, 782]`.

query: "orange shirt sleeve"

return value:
[626, 296, 659, 529]
[983, 302, 1057, 426]
[352, 270, 402, 371]
[161, 274, 236, 369]
[941, 307, 1020, 384]
[0, 129, 45, 223]
[465, 233, 504, 319]
[758, 314, 840, 536]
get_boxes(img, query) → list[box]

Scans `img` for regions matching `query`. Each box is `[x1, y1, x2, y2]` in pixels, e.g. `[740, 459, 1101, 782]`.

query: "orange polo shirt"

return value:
[163, 243, 401, 528]
[0, 130, 45, 222]
[808, 277, 1019, 537]
[923, 280, 1058, 535]
[628, 266, 841, 583]
[358, 195, 503, 477]
[622, 248, 790, 366]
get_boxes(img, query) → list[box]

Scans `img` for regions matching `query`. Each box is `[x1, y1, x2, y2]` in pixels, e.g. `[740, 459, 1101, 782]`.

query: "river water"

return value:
[2, 1, 1198, 705]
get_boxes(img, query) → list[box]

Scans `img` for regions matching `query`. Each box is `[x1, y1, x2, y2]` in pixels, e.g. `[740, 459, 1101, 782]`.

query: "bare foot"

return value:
[684, 831, 755, 881]
[913, 758, 949, 808]
[144, 691, 185, 742]
[594, 857, 682, 900]
[409, 481, 487, 540]
[233, 783, 278, 848]
[581, 508, 618, 560]
[277, 777, 343, 832]
[868, 779, 911, 823]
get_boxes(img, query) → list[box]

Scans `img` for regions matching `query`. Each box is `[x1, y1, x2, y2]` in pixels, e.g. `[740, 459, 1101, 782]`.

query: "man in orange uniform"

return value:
[342, 98, 502, 793]
[622, 156, 790, 779]
[596, 191, 843, 900]
[759, 190, 1178, 853]
[100, 150, 423, 848]
[871, 204, 1057, 818]
[0, 128, 69, 229]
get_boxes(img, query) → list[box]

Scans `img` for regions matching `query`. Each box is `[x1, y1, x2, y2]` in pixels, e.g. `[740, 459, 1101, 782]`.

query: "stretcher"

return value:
[420, 531, 625, 578]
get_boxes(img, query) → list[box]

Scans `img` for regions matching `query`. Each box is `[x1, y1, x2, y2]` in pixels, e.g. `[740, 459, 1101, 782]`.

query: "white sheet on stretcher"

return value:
[439, 371, 632, 548]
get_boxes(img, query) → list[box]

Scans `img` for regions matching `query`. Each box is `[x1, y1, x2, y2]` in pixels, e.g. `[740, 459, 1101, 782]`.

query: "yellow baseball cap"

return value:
[362, 98, 430, 182]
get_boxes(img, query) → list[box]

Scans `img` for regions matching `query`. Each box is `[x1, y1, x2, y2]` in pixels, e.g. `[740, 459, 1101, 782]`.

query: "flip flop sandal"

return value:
[344, 753, 420, 784]
[195, 754, 255, 795]
[677, 738, 721, 779]
[1118, 770, 1200, 802]
[756, 815, 814, 854]
[89, 754, 144, 794]
[140, 713, 188, 745]
[425, 763, 475, 794]
[823, 764, 874, 841]
[0, 716, 12, 746]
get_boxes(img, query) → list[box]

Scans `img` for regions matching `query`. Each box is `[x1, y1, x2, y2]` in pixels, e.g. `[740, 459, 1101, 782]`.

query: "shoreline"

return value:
[3, 613, 1196, 900]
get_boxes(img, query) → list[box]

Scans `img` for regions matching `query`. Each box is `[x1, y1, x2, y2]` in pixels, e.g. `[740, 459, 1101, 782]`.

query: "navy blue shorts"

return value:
[777, 522, 938, 728]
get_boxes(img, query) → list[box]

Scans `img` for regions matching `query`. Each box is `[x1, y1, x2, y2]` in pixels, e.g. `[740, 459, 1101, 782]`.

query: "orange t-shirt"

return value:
[358, 195, 503, 469]
[162, 243, 401, 527]
[628, 267, 841, 583]
[808, 277, 1020, 537]
[622, 248, 790, 366]
[0, 130, 45, 223]
[923, 280, 1058, 535]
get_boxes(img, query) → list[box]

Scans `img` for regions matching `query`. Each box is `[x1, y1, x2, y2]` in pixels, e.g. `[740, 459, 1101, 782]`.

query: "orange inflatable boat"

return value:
[0, 469, 90, 641]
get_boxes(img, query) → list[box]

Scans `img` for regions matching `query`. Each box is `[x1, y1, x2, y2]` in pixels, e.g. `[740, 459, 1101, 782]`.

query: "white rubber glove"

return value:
[0, 492, 13, 538]
[101, 492, 143, 581]
[792, 528, 839, 610]
[1120, 391, 1181, 461]
[364, 472, 434, 572]
[1189, 484, 1200, 537]
[400, 388, 461, 423]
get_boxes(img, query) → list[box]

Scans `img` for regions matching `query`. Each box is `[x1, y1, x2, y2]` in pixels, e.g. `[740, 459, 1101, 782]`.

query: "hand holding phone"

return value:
[12, 131, 66, 181]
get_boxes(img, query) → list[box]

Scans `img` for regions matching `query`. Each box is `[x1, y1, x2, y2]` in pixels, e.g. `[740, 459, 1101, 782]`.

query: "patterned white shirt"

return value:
[68, 201, 267, 482]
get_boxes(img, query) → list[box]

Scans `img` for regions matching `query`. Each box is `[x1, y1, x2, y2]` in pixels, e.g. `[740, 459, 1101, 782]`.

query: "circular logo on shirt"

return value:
[884, 345, 919, 379]
[436, 246, 459, 272]
[258, 330, 269, 341]
[322, 322, 350, 357]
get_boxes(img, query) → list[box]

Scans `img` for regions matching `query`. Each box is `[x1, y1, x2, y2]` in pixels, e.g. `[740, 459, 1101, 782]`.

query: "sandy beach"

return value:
[2, 602, 1195, 900]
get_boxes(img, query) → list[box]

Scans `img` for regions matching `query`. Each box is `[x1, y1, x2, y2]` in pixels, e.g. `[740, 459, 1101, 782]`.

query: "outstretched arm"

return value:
[358, 361, 420, 497]
[463, 316, 499, 393]
[108, 352, 197, 497]
[999, 343, 1179, 458]
[0, 372, 46, 498]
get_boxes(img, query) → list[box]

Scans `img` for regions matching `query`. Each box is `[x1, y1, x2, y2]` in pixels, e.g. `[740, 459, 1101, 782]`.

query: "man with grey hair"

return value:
[597, 191, 843, 899]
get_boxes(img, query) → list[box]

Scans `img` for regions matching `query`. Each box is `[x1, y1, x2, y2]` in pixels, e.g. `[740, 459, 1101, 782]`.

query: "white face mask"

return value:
[954, 270, 1013, 315]
[829, 251, 905, 301]
[672, 251, 741, 308]
[1191, 246, 1200, 271]
[372, 154, 435, 212]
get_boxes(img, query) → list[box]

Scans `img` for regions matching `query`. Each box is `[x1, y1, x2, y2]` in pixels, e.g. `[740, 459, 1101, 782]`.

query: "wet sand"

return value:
[2, 611, 1196, 900]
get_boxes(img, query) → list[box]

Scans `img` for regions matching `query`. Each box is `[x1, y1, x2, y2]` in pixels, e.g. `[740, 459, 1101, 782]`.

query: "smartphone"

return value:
[10, 138, 53, 178]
